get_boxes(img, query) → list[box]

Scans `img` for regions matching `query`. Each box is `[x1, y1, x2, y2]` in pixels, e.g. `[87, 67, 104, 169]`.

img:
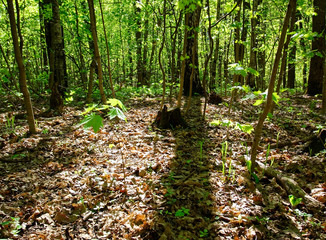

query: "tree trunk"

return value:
[134, 1, 144, 86]
[250, 0, 296, 172]
[87, 0, 106, 103]
[74, 0, 88, 89]
[210, 0, 221, 91]
[183, 4, 203, 96]
[307, 0, 325, 96]
[246, 0, 259, 88]
[48, 0, 65, 112]
[287, 44, 296, 88]
[99, 0, 115, 98]
[7, 0, 36, 133]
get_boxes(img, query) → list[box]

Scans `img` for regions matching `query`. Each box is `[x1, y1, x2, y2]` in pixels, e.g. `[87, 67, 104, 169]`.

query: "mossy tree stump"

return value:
[154, 105, 187, 129]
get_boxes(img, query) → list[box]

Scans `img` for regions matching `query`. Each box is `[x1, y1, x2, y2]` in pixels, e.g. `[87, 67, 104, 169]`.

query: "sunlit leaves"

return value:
[210, 119, 254, 134]
[79, 113, 103, 133]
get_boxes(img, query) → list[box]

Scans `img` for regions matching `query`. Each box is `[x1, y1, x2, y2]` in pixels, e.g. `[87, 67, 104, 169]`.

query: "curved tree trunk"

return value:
[250, 0, 296, 172]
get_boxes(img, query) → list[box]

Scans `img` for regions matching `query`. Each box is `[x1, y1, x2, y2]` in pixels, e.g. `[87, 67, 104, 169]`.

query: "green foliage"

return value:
[199, 229, 209, 237]
[175, 207, 190, 217]
[78, 99, 127, 133]
[210, 119, 254, 134]
[289, 195, 302, 208]
[79, 113, 103, 133]
[228, 63, 259, 77]
[1, 217, 21, 236]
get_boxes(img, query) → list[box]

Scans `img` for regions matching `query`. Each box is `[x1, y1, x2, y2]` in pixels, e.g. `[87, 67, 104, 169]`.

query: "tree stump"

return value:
[208, 92, 223, 105]
[154, 105, 187, 129]
[304, 129, 326, 155]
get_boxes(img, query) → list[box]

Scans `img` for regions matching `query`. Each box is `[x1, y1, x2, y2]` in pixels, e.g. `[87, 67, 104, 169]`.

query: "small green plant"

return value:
[175, 207, 190, 217]
[78, 99, 127, 133]
[294, 209, 312, 221]
[309, 100, 317, 111]
[199, 229, 209, 237]
[1, 217, 21, 236]
[42, 128, 49, 134]
[246, 160, 259, 184]
[289, 195, 302, 208]
[221, 141, 228, 176]
[5, 115, 15, 132]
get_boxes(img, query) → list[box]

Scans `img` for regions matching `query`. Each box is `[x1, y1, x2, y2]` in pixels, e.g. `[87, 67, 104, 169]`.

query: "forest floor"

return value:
[0, 93, 326, 239]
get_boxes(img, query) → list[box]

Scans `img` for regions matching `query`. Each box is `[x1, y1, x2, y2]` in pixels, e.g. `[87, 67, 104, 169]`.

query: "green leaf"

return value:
[108, 107, 127, 122]
[246, 160, 252, 174]
[240, 124, 254, 134]
[210, 120, 221, 126]
[252, 173, 259, 183]
[82, 104, 97, 115]
[108, 98, 127, 112]
[272, 92, 281, 106]
[247, 67, 259, 76]
[253, 99, 264, 106]
[175, 209, 185, 217]
[79, 113, 103, 133]
[289, 195, 302, 207]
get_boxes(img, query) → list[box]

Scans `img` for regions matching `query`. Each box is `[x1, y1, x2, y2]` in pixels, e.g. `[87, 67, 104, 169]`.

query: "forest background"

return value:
[0, 0, 326, 239]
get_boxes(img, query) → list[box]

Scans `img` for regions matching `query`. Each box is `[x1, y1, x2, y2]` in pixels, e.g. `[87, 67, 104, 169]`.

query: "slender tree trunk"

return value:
[134, 1, 144, 86]
[7, 0, 36, 133]
[177, 13, 189, 108]
[87, 0, 106, 103]
[307, 0, 325, 96]
[15, 0, 23, 56]
[39, 0, 48, 69]
[287, 44, 296, 88]
[210, 0, 221, 91]
[99, 0, 115, 98]
[275, 2, 296, 95]
[159, 0, 167, 110]
[246, 0, 259, 88]
[74, 0, 88, 89]
[250, 0, 296, 172]
[86, 60, 96, 103]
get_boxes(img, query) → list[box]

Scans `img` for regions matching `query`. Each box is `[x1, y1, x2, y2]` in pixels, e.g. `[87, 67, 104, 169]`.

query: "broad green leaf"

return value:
[210, 120, 221, 126]
[82, 104, 97, 115]
[108, 107, 127, 122]
[240, 124, 254, 134]
[253, 99, 264, 106]
[247, 67, 259, 76]
[79, 113, 103, 133]
[108, 98, 127, 112]
[289, 195, 302, 207]
[272, 92, 281, 106]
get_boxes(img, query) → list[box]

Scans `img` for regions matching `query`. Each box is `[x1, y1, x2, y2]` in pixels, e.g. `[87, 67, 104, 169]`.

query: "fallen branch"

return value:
[256, 161, 325, 213]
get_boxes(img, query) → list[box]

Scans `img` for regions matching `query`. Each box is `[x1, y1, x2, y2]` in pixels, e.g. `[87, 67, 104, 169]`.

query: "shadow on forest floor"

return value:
[149, 97, 216, 239]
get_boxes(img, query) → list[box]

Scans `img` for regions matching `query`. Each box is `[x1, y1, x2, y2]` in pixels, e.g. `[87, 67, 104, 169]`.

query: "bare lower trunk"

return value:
[7, 0, 36, 134]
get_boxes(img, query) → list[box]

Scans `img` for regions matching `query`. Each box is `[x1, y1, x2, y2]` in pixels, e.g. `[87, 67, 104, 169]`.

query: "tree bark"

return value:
[7, 0, 36, 133]
[74, 0, 88, 89]
[49, 0, 65, 111]
[307, 0, 325, 96]
[250, 0, 296, 172]
[87, 0, 106, 103]
[99, 0, 115, 98]
[183, 3, 203, 96]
